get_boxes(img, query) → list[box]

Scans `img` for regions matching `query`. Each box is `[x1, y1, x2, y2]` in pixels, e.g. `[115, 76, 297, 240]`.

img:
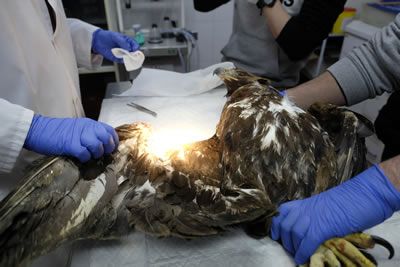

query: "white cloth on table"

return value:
[70, 213, 400, 267]
[114, 62, 235, 97]
[98, 88, 226, 139]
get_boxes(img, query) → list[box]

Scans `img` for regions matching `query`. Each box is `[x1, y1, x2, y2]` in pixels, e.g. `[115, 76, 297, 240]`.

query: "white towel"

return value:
[114, 62, 235, 97]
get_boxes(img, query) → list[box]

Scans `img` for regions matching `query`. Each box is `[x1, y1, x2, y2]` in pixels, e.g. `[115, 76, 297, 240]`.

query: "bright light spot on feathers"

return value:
[147, 128, 206, 159]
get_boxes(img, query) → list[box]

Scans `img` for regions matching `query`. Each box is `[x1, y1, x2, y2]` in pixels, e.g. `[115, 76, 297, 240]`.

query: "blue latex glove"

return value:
[271, 165, 400, 265]
[24, 115, 119, 162]
[278, 90, 286, 97]
[92, 29, 139, 63]
[269, 86, 286, 96]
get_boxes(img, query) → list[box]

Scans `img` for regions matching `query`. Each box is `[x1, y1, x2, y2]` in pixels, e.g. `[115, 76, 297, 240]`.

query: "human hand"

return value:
[271, 165, 400, 265]
[24, 115, 119, 162]
[92, 29, 139, 63]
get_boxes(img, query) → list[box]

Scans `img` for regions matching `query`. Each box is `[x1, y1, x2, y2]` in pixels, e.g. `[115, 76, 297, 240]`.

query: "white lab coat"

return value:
[0, 1, 102, 264]
[0, 0, 102, 182]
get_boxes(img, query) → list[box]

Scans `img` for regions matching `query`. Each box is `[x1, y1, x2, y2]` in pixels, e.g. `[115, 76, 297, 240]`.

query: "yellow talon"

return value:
[344, 233, 374, 249]
[309, 245, 341, 267]
[309, 248, 325, 267]
[307, 233, 393, 266]
[325, 238, 375, 267]
[324, 239, 357, 267]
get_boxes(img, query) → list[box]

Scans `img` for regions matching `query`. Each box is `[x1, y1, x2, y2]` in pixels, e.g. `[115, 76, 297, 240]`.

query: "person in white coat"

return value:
[0, 0, 139, 196]
[1, 1, 139, 265]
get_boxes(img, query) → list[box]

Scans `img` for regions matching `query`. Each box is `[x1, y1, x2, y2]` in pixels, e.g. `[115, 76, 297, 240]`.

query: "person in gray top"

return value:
[194, 0, 346, 87]
[271, 15, 400, 265]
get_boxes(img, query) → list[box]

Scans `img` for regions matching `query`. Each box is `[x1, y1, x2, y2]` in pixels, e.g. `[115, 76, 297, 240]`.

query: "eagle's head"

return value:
[214, 67, 284, 111]
[214, 67, 272, 97]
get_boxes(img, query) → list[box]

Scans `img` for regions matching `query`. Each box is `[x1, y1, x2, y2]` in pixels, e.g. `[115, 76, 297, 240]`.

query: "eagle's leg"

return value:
[304, 233, 394, 267]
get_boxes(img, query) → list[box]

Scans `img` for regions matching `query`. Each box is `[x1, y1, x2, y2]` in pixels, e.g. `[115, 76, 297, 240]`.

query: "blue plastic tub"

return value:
[368, 2, 400, 14]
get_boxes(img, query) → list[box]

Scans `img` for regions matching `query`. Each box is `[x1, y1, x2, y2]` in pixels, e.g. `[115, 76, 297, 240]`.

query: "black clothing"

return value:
[375, 91, 400, 161]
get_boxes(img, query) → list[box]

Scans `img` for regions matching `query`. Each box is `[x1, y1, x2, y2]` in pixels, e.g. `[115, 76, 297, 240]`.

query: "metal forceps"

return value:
[127, 102, 158, 117]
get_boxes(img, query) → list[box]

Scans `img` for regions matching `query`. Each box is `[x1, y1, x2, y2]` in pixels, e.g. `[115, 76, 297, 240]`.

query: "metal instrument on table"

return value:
[127, 102, 158, 117]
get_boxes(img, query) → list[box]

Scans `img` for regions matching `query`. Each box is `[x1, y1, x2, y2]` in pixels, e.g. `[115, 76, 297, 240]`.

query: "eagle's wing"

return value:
[0, 123, 153, 266]
[308, 103, 374, 184]
[123, 134, 270, 239]
[216, 81, 338, 203]
[0, 156, 122, 266]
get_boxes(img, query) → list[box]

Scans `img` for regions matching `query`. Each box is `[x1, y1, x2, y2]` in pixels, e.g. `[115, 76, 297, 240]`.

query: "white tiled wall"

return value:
[184, 1, 234, 70]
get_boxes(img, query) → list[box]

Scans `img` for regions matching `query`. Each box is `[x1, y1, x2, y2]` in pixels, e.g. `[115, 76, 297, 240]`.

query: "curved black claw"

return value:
[360, 249, 378, 266]
[372, 235, 395, 259]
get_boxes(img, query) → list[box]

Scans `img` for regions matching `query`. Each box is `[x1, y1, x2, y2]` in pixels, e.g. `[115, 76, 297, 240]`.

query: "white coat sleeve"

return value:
[0, 99, 34, 173]
[67, 18, 103, 69]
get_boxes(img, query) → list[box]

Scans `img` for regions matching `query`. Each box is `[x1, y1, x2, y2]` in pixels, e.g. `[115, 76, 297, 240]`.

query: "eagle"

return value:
[0, 68, 393, 267]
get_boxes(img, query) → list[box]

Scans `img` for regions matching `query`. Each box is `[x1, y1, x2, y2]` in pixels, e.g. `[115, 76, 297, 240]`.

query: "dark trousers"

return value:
[375, 91, 400, 161]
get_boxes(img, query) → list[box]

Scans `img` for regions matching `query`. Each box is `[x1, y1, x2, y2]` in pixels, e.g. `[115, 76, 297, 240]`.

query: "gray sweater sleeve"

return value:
[328, 15, 400, 105]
